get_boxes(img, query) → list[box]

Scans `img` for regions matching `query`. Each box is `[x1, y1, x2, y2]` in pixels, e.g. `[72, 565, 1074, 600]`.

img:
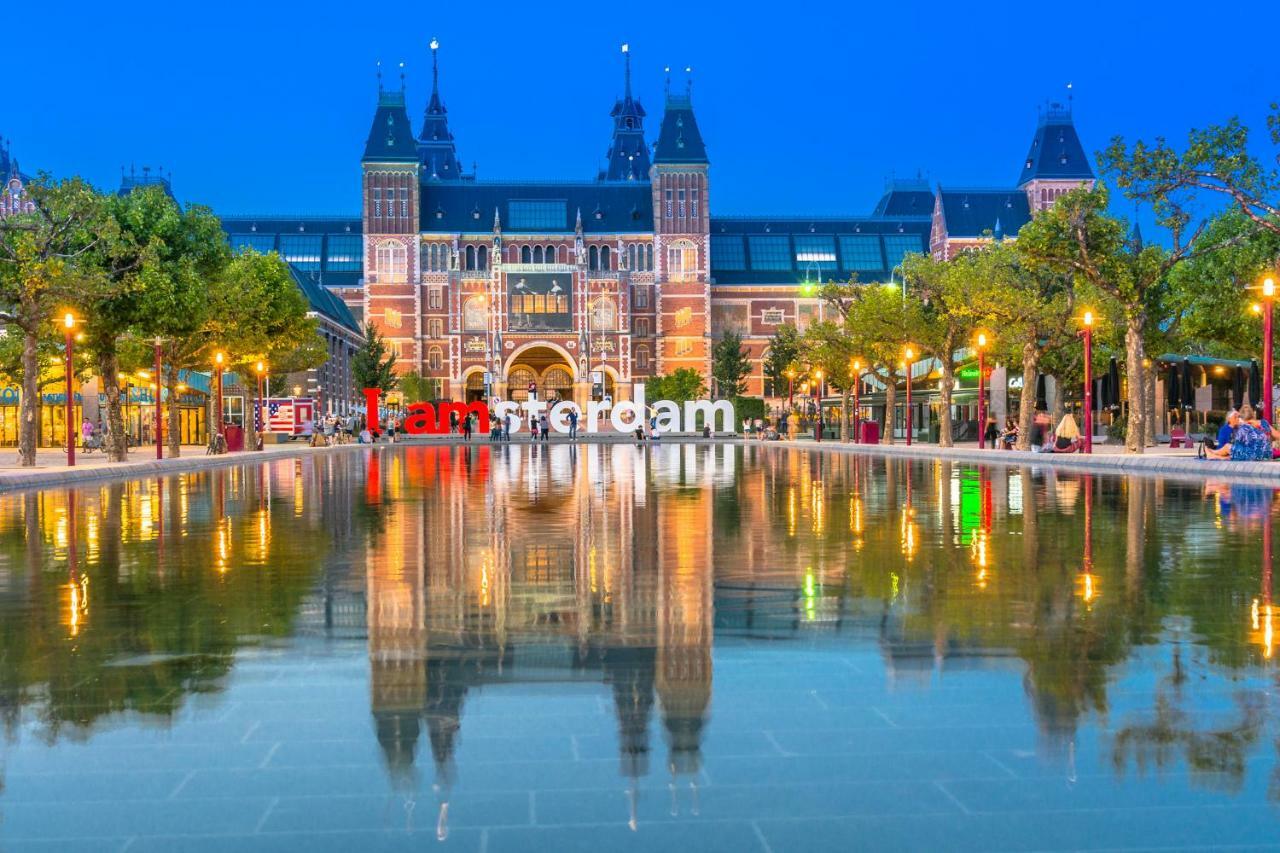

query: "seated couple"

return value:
[1201, 406, 1280, 461]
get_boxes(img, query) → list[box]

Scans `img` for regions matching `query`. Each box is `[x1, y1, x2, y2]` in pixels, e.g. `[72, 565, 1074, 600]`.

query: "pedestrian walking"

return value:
[568, 408, 579, 440]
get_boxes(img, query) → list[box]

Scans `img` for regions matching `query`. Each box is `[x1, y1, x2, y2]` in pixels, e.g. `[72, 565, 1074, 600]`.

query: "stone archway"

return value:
[504, 343, 576, 404]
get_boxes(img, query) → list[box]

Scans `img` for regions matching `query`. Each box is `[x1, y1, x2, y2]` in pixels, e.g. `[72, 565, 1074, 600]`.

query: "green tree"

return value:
[647, 368, 706, 405]
[0, 176, 107, 466]
[800, 319, 858, 440]
[762, 324, 802, 399]
[351, 321, 398, 395]
[821, 280, 925, 444]
[399, 370, 441, 403]
[1101, 105, 1280, 239]
[711, 330, 751, 399]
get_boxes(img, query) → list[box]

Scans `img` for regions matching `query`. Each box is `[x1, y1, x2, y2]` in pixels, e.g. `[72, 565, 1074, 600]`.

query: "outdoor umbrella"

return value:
[1181, 359, 1196, 412]
[1107, 358, 1121, 411]
[1233, 365, 1247, 410]
[1166, 362, 1182, 410]
[1250, 359, 1263, 408]
[1035, 373, 1047, 411]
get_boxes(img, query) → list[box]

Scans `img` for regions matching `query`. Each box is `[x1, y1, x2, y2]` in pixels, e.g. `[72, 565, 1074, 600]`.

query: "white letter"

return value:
[522, 399, 547, 425]
[497, 401, 521, 433]
[585, 400, 606, 432]
[610, 384, 646, 433]
[550, 401, 578, 433]
[653, 400, 681, 433]
[683, 400, 735, 433]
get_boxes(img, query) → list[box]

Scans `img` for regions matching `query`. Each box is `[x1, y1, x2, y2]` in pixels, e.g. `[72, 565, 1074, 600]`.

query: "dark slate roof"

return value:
[420, 181, 653, 233]
[362, 90, 419, 163]
[1017, 104, 1094, 185]
[0, 137, 30, 184]
[708, 216, 931, 286]
[289, 265, 362, 334]
[936, 188, 1031, 239]
[871, 179, 935, 218]
[220, 215, 365, 291]
[653, 94, 708, 165]
[117, 168, 176, 199]
[419, 43, 464, 180]
[601, 48, 650, 181]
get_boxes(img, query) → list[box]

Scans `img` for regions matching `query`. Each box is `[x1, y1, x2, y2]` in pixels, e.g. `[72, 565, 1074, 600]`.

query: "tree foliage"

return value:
[711, 330, 751, 399]
[351, 322, 398, 394]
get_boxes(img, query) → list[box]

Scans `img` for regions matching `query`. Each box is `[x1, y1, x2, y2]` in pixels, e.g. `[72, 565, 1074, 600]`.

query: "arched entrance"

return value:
[505, 344, 577, 404]
[464, 370, 486, 404]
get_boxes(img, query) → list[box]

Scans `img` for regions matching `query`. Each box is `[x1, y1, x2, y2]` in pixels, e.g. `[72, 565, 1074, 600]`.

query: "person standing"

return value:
[539, 413, 550, 442]
[529, 413, 538, 440]
[568, 408, 579, 441]
[462, 413, 473, 441]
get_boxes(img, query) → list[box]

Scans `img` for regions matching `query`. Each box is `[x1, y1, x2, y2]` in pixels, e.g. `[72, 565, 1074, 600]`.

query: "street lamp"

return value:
[1080, 311, 1094, 454]
[213, 351, 225, 448]
[785, 368, 796, 410]
[851, 358, 862, 444]
[62, 312, 76, 467]
[153, 337, 164, 459]
[255, 361, 266, 452]
[814, 369, 824, 442]
[1262, 276, 1275, 423]
[904, 345, 915, 446]
[975, 332, 990, 449]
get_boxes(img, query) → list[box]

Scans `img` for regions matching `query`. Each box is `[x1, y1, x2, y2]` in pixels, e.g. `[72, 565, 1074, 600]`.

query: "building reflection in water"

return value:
[363, 443, 717, 834]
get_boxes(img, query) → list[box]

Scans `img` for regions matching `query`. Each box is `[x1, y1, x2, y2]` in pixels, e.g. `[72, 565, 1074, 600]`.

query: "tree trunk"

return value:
[99, 351, 127, 463]
[1014, 342, 1039, 451]
[1142, 361, 1157, 447]
[1124, 314, 1146, 454]
[18, 329, 39, 467]
[881, 378, 896, 445]
[166, 362, 182, 458]
[1048, 375, 1066, 432]
[937, 359, 955, 447]
[839, 389, 850, 442]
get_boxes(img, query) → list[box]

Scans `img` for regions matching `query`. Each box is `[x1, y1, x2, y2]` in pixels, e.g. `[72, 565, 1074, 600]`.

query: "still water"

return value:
[1, 444, 1278, 851]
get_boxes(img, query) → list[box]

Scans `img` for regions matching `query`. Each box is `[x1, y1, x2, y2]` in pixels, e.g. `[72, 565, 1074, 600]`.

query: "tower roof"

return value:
[653, 72, 708, 166]
[601, 44, 650, 181]
[1017, 102, 1094, 186]
[362, 85, 419, 163]
[419, 39, 464, 180]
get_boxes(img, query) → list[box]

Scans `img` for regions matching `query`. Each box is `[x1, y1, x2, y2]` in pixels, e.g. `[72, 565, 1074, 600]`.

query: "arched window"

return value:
[600, 245, 611, 271]
[465, 245, 476, 271]
[543, 367, 574, 401]
[533, 245, 544, 264]
[589, 245, 599, 271]
[645, 244, 653, 271]
[547, 245, 557, 264]
[427, 347, 443, 371]
[521, 245, 532, 264]
[463, 297, 487, 332]
[509, 245, 519, 264]
[478, 245, 488, 270]
[508, 367, 536, 402]
[666, 239, 697, 281]
[627, 244, 637, 270]
[591, 298, 617, 331]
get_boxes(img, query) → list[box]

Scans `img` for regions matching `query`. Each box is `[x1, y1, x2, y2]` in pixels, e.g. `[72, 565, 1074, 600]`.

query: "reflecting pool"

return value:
[2, 444, 1280, 851]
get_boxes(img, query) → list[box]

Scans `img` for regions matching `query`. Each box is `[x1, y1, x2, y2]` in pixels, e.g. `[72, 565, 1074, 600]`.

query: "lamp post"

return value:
[975, 332, 989, 449]
[255, 361, 266, 452]
[1081, 311, 1094, 454]
[1264, 276, 1275, 423]
[153, 338, 163, 460]
[814, 369, 824, 442]
[62, 313, 76, 467]
[213, 351, 224, 448]
[851, 359, 862, 444]
[785, 368, 796, 411]
[904, 345, 915, 446]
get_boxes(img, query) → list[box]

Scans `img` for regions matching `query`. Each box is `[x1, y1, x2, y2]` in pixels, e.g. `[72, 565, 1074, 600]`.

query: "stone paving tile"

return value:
[0, 797, 272, 841]
[260, 792, 532, 832]
[486, 820, 767, 853]
[124, 829, 485, 852]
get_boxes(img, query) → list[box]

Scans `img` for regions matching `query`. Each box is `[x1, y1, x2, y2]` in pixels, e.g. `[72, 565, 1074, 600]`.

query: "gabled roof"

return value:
[289, 265, 361, 334]
[653, 94, 708, 165]
[420, 181, 653, 234]
[1017, 104, 1094, 185]
[936, 188, 1031, 239]
[362, 90, 419, 163]
[871, 179, 935, 218]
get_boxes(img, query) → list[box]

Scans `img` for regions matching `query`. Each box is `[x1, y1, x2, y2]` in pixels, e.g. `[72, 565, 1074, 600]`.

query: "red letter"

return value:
[404, 403, 437, 434]
[437, 402, 489, 434]
[363, 388, 381, 434]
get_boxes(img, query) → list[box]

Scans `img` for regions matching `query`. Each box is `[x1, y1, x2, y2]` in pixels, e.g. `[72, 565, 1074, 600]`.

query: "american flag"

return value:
[261, 399, 306, 433]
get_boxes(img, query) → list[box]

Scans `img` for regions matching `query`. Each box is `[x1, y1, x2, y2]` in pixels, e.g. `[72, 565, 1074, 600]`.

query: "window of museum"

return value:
[674, 339, 693, 357]
[428, 318, 443, 338]
[665, 189, 673, 219]
[427, 347, 443, 371]
[375, 243, 407, 282]
[428, 286, 443, 310]
[667, 240, 697, 281]
[634, 287, 649, 309]
[636, 347, 650, 370]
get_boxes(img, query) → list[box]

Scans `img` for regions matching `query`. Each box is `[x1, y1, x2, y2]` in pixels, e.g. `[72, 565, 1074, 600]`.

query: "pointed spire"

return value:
[376, 59, 383, 93]
[622, 43, 632, 99]
[685, 66, 693, 98]
[431, 38, 441, 100]
[418, 38, 463, 178]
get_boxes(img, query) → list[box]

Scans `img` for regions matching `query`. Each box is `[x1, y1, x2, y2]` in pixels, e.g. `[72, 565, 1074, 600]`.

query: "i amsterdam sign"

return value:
[362, 385, 735, 435]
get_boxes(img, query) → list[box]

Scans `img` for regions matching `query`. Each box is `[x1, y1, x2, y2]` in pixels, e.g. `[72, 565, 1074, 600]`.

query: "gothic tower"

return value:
[1018, 100, 1095, 212]
[650, 71, 711, 378]
[601, 45, 650, 182]
[362, 63, 422, 375]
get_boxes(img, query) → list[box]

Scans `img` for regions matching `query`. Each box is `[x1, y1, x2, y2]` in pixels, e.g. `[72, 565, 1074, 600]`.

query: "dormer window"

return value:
[435, 206, 445, 220]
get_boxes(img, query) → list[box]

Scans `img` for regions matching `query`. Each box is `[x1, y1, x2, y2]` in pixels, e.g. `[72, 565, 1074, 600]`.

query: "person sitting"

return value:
[1230, 404, 1274, 461]
[358, 428, 372, 444]
[1201, 410, 1240, 459]
[999, 417, 1018, 449]
[1050, 413, 1085, 453]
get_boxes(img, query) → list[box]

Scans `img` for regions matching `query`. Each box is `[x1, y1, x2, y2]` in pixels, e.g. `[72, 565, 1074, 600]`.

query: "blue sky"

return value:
[7, 0, 1278, 226]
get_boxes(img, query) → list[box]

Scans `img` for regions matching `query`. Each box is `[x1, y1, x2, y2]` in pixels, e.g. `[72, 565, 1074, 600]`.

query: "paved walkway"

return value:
[4, 432, 1278, 492]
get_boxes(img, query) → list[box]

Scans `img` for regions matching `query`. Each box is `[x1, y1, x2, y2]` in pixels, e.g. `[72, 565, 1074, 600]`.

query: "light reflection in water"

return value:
[0, 446, 1279, 841]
